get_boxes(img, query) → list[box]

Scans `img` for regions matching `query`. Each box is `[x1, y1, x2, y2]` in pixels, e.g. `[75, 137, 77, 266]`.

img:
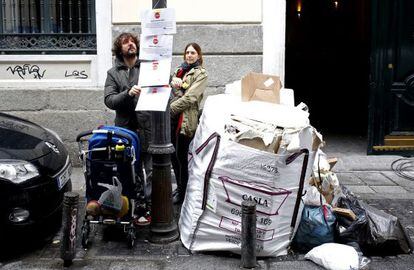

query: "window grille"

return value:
[0, 0, 96, 54]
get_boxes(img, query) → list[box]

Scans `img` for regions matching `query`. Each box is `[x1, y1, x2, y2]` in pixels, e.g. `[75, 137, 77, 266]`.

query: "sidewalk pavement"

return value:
[1, 134, 413, 269]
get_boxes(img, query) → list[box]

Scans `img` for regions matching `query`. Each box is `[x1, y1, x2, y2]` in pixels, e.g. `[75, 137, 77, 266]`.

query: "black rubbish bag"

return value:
[336, 185, 413, 256]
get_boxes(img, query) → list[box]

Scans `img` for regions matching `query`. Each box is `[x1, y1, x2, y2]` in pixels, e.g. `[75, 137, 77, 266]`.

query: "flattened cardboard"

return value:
[333, 207, 357, 221]
[238, 134, 281, 154]
[241, 72, 281, 104]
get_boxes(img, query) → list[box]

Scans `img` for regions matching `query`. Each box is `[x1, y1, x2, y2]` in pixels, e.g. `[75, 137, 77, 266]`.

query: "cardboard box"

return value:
[327, 157, 338, 171]
[241, 72, 282, 104]
[333, 207, 357, 221]
[238, 134, 282, 154]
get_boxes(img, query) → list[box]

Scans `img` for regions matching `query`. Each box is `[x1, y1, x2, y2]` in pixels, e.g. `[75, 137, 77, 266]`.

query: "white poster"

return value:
[139, 34, 173, 60]
[138, 59, 172, 87]
[140, 8, 176, 36]
[135, 86, 171, 111]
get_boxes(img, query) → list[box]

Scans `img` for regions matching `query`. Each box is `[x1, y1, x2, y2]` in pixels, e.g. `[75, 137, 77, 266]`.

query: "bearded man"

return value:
[105, 32, 143, 131]
[104, 33, 152, 224]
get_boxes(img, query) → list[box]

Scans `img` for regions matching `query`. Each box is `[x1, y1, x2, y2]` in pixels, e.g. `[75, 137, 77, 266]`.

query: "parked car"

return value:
[0, 112, 72, 237]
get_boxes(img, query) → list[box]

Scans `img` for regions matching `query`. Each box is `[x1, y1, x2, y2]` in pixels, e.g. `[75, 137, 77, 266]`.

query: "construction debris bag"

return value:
[179, 95, 320, 257]
[336, 186, 413, 256]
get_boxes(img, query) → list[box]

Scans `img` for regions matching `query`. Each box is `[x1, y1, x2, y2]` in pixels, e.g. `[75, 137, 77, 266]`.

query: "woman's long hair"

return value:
[183, 42, 203, 65]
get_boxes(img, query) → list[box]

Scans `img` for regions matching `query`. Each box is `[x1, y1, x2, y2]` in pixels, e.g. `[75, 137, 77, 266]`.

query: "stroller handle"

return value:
[76, 130, 94, 142]
[76, 129, 134, 144]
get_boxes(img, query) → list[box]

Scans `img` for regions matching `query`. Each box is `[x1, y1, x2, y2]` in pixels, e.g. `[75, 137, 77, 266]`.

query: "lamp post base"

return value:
[148, 151, 178, 244]
[150, 222, 179, 244]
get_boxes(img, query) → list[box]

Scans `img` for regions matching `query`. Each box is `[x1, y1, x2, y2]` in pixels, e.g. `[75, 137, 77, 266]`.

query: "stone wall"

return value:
[113, 24, 263, 98]
[0, 88, 112, 166]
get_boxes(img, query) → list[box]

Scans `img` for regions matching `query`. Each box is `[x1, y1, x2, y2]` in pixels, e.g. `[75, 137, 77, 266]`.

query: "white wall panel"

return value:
[112, 0, 261, 23]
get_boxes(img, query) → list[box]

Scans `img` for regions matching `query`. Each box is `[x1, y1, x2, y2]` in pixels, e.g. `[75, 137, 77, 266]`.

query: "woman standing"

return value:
[170, 43, 207, 204]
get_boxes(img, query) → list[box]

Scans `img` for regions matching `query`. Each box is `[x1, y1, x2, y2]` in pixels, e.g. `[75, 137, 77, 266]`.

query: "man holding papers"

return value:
[104, 33, 152, 223]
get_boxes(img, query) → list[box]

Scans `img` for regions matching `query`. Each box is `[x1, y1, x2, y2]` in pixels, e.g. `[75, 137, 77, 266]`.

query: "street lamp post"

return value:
[147, 0, 179, 243]
[153, 0, 167, 9]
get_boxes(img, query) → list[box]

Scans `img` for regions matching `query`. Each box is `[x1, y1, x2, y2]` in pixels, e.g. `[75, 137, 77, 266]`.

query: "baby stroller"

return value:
[76, 126, 147, 248]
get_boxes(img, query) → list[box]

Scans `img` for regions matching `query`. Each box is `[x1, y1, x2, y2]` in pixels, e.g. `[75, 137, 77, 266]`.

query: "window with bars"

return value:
[0, 0, 96, 54]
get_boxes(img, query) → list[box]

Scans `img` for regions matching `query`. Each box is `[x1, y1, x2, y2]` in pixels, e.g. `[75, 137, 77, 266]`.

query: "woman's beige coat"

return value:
[170, 66, 207, 137]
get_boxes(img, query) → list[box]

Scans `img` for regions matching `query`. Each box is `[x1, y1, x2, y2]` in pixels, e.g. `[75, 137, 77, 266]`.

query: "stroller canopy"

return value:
[88, 126, 141, 159]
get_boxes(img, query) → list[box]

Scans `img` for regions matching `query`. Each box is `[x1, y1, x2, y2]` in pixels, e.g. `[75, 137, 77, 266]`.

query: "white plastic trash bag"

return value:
[98, 177, 123, 212]
[305, 243, 359, 270]
[303, 186, 326, 206]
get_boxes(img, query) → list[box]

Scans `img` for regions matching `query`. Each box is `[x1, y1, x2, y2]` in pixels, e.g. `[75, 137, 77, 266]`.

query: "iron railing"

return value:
[0, 0, 96, 54]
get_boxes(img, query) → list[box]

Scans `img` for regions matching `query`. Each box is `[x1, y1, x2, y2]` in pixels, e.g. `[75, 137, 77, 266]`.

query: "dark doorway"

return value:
[285, 0, 370, 135]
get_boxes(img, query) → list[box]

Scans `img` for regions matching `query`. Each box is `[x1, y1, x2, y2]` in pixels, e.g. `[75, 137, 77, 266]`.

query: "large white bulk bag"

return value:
[179, 94, 319, 257]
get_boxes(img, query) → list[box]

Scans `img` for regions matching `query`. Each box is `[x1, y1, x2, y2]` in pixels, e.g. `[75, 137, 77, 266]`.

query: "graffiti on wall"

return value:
[64, 69, 88, 79]
[6, 64, 46, 79]
[2, 63, 90, 80]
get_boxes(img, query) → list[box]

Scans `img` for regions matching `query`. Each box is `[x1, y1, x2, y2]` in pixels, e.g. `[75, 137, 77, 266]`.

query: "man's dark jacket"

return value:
[104, 57, 151, 151]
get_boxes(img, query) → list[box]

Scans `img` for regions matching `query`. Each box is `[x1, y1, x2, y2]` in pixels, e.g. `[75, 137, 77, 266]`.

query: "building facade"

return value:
[0, 0, 285, 164]
[3, 0, 411, 161]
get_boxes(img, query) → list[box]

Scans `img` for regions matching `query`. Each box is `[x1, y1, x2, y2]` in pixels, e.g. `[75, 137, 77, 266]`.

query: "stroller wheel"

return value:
[126, 227, 136, 248]
[81, 221, 91, 248]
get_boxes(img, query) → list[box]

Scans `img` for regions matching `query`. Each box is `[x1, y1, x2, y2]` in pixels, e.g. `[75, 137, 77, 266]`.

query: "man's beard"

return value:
[123, 49, 136, 59]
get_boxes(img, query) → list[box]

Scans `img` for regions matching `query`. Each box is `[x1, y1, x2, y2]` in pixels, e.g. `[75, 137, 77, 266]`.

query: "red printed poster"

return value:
[140, 8, 176, 36]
